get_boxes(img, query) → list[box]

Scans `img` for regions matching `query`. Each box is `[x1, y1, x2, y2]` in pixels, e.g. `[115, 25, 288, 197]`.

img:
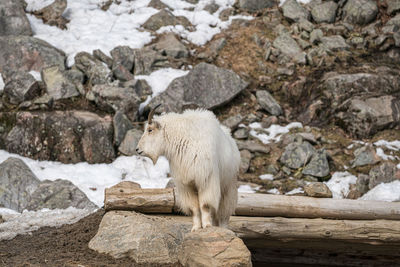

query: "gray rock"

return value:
[282, 0, 310, 22]
[133, 48, 169, 75]
[204, 2, 220, 14]
[142, 9, 191, 31]
[234, 128, 249, 139]
[320, 35, 350, 51]
[3, 72, 41, 104]
[239, 0, 275, 12]
[240, 150, 252, 173]
[148, 0, 170, 9]
[5, 111, 115, 164]
[352, 145, 380, 167]
[93, 49, 113, 68]
[89, 211, 191, 265]
[388, 0, 400, 15]
[310, 29, 323, 44]
[356, 174, 370, 195]
[32, 0, 68, 29]
[336, 95, 400, 138]
[0, 36, 65, 74]
[0, 0, 32, 36]
[236, 140, 270, 154]
[74, 52, 111, 85]
[110, 46, 135, 82]
[280, 141, 316, 169]
[386, 13, 400, 28]
[219, 8, 235, 21]
[113, 111, 133, 146]
[89, 84, 141, 121]
[197, 38, 226, 60]
[298, 18, 314, 32]
[304, 182, 332, 198]
[0, 158, 41, 212]
[41, 65, 80, 100]
[118, 128, 143, 156]
[179, 227, 252, 267]
[25, 179, 97, 211]
[148, 63, 248, 113]
[342, 0, 378, 25]
[151, 33, 189, 58]
[302, 149, 330, 178]
[121, 79, 152, 101]
[222, 114, 244, 130]
[273, 33, 306, 63]
[368, 162, 400, 189]
[256, 90, 282, 116]
[311, 1, 338, 23]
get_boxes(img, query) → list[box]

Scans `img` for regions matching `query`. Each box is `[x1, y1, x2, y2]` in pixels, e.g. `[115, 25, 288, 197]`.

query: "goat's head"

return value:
[136, 104, 164, 164]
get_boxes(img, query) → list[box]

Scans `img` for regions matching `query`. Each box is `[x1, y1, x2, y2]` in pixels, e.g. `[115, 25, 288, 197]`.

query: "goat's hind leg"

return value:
[176, 183, 202, 232]
[198, 177, 220, 228]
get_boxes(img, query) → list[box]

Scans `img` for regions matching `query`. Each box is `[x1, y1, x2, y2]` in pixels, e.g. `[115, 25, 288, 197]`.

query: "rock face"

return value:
[89, 211, 190, 265]
[4, 111, 115, 164]
[179, 227, 252, 267]
[342, 0, 378, 25]
[239, 0, 275, 12]
[25, 179, 97, 211]
[281, 0, 310, 22]
[3, 71, 41, 104]
[0, 0, 32, 36]
[0, 158, 41, 212]
[149, 63, 248, 113]
[0, 158, 97, 212]
[0, 36, 65, 75]
[142, 10, 191, 31]
[311, 1, 338, 23]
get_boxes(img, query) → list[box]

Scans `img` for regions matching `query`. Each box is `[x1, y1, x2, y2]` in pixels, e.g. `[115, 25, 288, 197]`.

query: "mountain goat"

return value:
[136, 105, 240, 231]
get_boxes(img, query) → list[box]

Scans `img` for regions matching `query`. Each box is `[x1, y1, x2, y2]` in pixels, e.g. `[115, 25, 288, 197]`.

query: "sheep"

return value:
[136, 105, 240, 231]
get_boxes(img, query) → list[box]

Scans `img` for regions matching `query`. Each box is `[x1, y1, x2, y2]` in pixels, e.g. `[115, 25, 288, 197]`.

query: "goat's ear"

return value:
[153, 120, 161, 129]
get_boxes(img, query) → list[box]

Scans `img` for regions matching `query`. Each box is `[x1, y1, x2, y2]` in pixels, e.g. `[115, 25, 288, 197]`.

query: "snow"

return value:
[0, 150, 171, 207]
[0, 73, 4, 92]
[29, 70, 42, 81]
[25, 0, 252, 66]
[238, 184, 260, 193]
[325, 172, 357, 199]
[0, 207, 93, 241]
[279, 0, 312, 6]
[376, 147, 396, 161]
[259, 174, 274, 180]
[249, 122, 303, 144]
[267, 188, 280, 195]
[286, 187, 304, 195]
[374, 140, 400, 151]
[360, 181, 400, 202]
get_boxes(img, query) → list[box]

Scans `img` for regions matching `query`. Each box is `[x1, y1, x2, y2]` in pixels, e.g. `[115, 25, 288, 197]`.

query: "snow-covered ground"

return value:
[25, 0, 252, 66]
[0, 207, 93, 241]
[325, 172, 357, 199]
[238, 184, 260, 193]
[360, 180, 400, 202]
[248, 122, 303, 144]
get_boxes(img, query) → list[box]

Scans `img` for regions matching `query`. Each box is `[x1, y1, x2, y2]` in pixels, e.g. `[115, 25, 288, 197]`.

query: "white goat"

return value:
[136, 106, 240, 231]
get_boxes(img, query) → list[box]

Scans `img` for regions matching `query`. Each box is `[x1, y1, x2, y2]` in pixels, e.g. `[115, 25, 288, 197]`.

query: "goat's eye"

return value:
[148, 129, 152, 133]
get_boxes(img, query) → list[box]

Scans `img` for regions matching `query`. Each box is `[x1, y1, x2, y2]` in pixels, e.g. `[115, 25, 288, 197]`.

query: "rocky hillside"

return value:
[0, 0, 400, 215]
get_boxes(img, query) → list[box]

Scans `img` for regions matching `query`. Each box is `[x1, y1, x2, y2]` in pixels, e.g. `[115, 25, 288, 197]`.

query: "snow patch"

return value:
[249, 122, 303, 144]
[238, 184, 260, 193]
[325, 172, 357, 199]
[285, 187, 304, 195]
[360, 181, 400, 202]
[0, 73, 4, 92]
[259, 174, 274, 180]
[374, 140, 400, 151]
[0, 150, 170, 207]
[0, 207, 93, 241]
[267, 188, 280, 195]
[376, 147, 395, 161]
[29, 70, 42, 81]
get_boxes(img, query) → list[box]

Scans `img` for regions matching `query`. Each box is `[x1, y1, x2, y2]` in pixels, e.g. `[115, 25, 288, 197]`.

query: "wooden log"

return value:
[104, 184, 400, 220]
[104, 183, 174, 213]
[156, 215, 400, 256]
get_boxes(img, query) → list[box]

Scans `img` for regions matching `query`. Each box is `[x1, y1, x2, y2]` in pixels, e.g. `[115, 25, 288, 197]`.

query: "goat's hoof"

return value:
[202, 223, 212, 229]
[191, 225, 201, 232]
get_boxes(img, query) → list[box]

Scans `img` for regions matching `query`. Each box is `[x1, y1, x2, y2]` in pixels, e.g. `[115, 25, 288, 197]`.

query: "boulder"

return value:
[204, 2, 220, 14]
[0, 158, 40, 212]
[368, 162, 400, 189]
[32, 0, 68, 29]
[352, 145, 380, 167]
[387, 0, 400, 15]
[280, 141, 316, 169]
[89, 84, 141, 121]
[4, 111, 115, 164]
[240, 150, 252, 173]
[304, 182, 332, 198]
[311, 1, 338, 23]
[110, 46, 135, 82]
[342, 0, 378, 25]
[178, 227, 252, 267]
[142, 9, 191, 31]
[0, 36, 65, 74]
[256, 90, 282, 116]
[41, 65, 80, 100]
[356, 174, 370, 195]
[121, 79, 152, 101]
[132, 48, 169, 75]
[302, 149, 330, 178]
[320, 35, 350, 51]
[273, 33, 306, 63]
[310, 29, 323, 44]
[93, 49, 113, 68]
[236, 140, 270, 154]
[113, 111, 133, 146]
[151, 33, 189, 58]
[239, 0, 275, 12]
[0, 0, 32, 36]
[197, 38, 227, 60]
[281, 0, 310, 22]
[148, 63, 248, 113]
[74, 52, 111, 85]
[89, 211, 190, 265]
[118, 128, 143, 156]
[148, 0, 170, 9]
[25, 179, 97, 211]
[3, 71, 41, 104]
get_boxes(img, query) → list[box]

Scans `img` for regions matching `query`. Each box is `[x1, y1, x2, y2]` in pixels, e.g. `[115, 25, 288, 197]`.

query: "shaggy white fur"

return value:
[137, 109, 240, 231]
